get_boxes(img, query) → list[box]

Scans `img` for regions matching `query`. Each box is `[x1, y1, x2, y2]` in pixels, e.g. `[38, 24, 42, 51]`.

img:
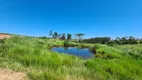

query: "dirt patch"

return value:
[0, 34, 11, 39]
[0, 69, 28, 80]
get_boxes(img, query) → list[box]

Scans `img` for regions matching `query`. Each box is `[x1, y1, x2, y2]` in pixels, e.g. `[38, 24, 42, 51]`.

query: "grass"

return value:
[0, 36, 142, 80]
[114, 44, 142, 59]
[86, 58, 142, 80]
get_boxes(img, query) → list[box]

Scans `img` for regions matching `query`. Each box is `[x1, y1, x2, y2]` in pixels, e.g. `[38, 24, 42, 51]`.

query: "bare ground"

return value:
[0, 34, 11, 39]
[0, 69, 28, 80]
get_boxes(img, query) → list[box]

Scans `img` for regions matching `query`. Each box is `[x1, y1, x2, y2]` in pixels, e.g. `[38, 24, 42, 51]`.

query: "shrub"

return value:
[89, 45, 97, 54]
[64, 40, 68, 47]
[0, 39, 5, 43]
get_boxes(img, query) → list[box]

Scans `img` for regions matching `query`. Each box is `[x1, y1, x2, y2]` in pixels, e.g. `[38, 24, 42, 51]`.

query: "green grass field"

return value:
[0, 36, 142, 80]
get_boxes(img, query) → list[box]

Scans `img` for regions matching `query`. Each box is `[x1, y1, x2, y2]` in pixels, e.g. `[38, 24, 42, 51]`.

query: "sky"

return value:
[0, 0, 142, 38]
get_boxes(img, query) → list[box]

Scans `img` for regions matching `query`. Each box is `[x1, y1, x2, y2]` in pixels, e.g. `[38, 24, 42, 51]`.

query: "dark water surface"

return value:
[51, 47, 94, 59]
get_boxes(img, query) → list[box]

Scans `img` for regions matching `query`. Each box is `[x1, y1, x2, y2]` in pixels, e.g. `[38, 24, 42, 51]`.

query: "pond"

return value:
[51, 47, 94, 59]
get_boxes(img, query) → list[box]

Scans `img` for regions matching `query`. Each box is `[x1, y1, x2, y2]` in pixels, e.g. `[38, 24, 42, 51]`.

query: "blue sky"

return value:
[0, 0, 142, 38]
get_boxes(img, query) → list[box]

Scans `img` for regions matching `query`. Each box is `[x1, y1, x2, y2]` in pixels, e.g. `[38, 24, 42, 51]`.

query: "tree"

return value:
[140, 39, 142, 44]
[75, 33, 85, 42]
[49, 30, 52, 38]
[121, 37, 127, 44]
[60, 33, 66, 40]
[81, 37, 111, 44]
[128, 36, 137, 44]
[115, 37, 121, 44]
[67, 33, 72, 40]
[57, 34, 62, 39]
[53, 32, 58, 38]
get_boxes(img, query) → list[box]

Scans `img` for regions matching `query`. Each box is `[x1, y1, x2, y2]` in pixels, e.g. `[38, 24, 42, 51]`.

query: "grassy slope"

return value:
[0, 36, 142, 80]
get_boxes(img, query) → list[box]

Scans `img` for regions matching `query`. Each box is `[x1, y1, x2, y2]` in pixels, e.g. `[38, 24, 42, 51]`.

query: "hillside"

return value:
[0, 36, 142, 80]
[0, 33, 12, 39]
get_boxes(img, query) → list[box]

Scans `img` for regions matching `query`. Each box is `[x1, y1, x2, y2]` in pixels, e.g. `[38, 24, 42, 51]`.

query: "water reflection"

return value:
[51, 47, 94, 59]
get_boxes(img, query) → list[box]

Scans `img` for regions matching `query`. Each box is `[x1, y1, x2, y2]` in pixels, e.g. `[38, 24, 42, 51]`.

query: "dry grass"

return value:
[0, 68, 28, 80]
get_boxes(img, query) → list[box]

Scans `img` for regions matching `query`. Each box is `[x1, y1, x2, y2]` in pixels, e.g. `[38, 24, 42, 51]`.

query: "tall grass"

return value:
[114, 44, 142, 59]
[0, 36, 142, 80]
[86, 58, 142, 80]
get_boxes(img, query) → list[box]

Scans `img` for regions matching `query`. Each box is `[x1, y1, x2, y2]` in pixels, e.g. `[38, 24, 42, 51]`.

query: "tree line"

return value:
[48, 30, 85, 41]
[38, 30, 142, 45]
[48, 30, 72, 40]
[81, 36, 142, 45]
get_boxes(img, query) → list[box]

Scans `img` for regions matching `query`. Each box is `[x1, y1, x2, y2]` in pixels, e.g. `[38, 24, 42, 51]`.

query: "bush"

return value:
[64, 40, 68, 47]
[0, 39, 5, 43]
[89, 45, 97, 53]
